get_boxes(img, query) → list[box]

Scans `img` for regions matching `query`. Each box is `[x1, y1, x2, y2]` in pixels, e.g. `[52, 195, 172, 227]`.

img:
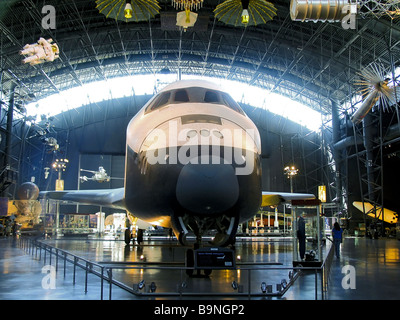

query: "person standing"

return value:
[297, 214, 306, 261]
[332, 222, 343, 258]
[137, 228, 144, 245]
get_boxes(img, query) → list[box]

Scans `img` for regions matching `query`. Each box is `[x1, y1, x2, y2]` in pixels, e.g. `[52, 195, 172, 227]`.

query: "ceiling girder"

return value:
[0, 0, 399, 117]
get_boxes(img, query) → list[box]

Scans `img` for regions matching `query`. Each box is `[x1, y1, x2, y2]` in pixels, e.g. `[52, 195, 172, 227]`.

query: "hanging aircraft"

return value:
[79, 166, 124, 183]
[352, 201, 398, 224]
[39, 80, 315, 249]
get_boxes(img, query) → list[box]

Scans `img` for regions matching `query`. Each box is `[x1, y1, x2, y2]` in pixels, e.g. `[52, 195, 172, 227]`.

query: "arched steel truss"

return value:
[1, 0, 400, 116]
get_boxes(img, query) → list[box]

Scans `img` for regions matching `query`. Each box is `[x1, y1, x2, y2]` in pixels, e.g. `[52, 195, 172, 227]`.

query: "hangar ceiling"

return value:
[1, 0, 400, 116]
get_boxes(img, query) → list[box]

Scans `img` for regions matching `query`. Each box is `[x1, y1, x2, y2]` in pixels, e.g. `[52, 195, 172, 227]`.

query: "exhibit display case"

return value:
[291, 199, 324, 267]
[43, 212, 97, 236]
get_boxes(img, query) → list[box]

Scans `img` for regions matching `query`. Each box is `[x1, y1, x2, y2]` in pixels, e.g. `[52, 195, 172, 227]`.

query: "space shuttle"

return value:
[40, 80, 315, 247]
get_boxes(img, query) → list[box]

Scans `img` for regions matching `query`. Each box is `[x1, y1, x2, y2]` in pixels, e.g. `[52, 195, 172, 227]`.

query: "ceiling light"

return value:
[241, 9, 249, 24]
[124, 2, 133, 19]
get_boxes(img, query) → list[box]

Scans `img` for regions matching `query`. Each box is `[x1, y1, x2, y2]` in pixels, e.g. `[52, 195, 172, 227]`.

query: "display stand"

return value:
[291, 199, 323, 268]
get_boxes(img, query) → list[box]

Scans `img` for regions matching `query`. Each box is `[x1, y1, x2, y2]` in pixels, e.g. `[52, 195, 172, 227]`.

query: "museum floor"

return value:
[0, 235, 399, 301]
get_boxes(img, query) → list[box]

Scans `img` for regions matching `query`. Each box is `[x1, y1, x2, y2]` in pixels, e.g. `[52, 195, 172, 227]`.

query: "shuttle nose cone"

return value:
[176, 158, 239, 214]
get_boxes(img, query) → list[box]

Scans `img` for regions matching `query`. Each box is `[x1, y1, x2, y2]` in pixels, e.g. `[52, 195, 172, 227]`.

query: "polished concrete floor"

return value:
[0, 234, 399, 301]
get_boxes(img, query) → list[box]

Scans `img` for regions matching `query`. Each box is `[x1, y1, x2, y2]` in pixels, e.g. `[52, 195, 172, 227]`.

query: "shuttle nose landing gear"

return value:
[181, 216, 237, 277]
[175, 213, 238, 277]
[178, 214, 238, 247]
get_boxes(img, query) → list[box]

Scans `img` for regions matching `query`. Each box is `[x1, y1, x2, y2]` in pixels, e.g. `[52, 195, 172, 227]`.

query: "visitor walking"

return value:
[332, 222, 343, 258]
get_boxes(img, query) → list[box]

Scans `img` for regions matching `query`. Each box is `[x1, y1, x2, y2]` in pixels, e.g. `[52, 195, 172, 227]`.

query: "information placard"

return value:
[194, 247, 236, 270]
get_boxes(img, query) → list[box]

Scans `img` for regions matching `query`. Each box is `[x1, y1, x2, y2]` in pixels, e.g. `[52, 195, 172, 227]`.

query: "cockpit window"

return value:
[204, 90, 219, 103]
[174, 90, 189, 102]
[145, 86, 245, 115]
[221, 93, 245, 115]
[148, 92, 170, 111]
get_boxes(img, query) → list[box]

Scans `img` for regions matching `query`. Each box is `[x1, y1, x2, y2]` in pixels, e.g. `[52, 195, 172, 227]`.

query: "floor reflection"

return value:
[43, 236, 317, 298]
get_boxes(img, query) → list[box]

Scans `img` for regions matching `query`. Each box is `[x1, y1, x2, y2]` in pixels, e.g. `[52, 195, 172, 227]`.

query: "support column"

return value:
[362, 112, 376, 205]
[4, 82, 17, 170]
[274, 207, 279, 231]
[331, 99, 342, 208]
[1, 82, 17, 197]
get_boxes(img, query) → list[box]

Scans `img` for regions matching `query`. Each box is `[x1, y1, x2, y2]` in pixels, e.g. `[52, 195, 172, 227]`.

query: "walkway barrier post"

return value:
[107, 268, 113, 300]
[55, 248, 58, 272]
[100, 266, 104, 300]
[73, 256, 77, 285]
[315, 269, 318, 300]
[63, 252, 67, 278]
[85, 261, 88, 293]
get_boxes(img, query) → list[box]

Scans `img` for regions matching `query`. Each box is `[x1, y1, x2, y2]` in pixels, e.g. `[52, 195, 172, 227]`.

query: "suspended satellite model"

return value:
[351, 63, 400, 124]
[176, 8, 198, 30]
[290, 0, 400, 22]
[173, 0, 203, 30]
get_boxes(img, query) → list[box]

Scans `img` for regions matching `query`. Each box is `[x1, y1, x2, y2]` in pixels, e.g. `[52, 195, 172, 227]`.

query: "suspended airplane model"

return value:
[40, 80, 315, 251]
[353, 201, 398, 224]
[79, 166, 124, 183]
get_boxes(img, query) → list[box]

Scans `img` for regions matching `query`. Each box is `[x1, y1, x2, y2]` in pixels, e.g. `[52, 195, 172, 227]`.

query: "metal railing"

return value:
[18, 236, 335, 300]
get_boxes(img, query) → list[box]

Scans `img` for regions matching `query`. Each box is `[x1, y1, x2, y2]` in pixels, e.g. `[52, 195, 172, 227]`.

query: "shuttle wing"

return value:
[39, 188, 125, 210]
[262, 191, 315, 207]
[40, 189, 315, 211]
